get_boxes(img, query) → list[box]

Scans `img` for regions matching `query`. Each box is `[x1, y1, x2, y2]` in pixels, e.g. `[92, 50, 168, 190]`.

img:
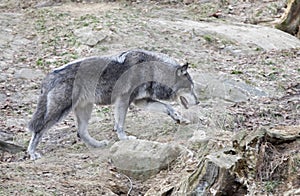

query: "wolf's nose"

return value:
[196, 100, 200, 105]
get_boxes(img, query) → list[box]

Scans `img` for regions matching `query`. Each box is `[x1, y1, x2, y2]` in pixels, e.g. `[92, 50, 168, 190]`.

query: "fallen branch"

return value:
[0, 140, 25, 154]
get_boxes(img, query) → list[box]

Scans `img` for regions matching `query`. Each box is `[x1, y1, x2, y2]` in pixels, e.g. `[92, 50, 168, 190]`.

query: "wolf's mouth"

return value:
[180, 96, 189, 109]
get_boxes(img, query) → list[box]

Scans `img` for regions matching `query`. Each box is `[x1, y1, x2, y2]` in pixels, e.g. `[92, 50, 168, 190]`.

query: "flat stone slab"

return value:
[192, 72, 267, 102]
[153, 19, 300, 51]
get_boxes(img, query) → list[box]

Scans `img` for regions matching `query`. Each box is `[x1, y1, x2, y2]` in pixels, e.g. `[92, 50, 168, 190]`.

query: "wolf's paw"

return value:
[88, 139, 110, 148]
[96, 139, 110, 147]
[102, 140, 110, 145]
[178, 118, 191, 125]
[119, 135, 137, 140]
[126, 135, 137, 140]
[29, 152, 41, 160]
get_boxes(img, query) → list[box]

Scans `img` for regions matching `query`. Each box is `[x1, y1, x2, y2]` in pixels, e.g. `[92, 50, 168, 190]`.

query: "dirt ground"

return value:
[0, 0, 299, 195]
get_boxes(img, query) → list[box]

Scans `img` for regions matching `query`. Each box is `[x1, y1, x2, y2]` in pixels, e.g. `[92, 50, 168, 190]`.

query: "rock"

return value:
[206, 147, 241, 169]
[0, 130, 13, 141]
[153, 19, 300, 51]
[110, 139, 182, 180]
[14, 68, 44, 80]
[188, 129, 208, 149]
[17, 90, 39, 103]
[0, 93, 6, 102]
[0, 74, 7, 82]
[34, 0, 62, 8]
[11, 36, 31, 49]
[266, 125, 300, 141]
[6, 118, 27, 128]
[192, 73, 267, 102]
[73, 27, 107, 47]
[284, 188, 300, 196]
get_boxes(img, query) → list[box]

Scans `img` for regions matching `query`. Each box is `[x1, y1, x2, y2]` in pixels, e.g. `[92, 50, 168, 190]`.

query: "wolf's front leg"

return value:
[134, 98, 190, 124]
[114, 99, 136, 140]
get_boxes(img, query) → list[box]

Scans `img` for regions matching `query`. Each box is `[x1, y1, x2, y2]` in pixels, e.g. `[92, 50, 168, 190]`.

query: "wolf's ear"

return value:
[177, 62, 189, 76]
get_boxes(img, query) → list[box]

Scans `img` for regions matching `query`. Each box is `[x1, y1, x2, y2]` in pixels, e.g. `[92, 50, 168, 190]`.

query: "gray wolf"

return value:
[27, 49, 198, 160]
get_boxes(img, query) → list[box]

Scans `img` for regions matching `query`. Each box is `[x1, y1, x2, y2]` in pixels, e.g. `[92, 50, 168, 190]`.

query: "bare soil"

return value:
[0, 0, 299, 195]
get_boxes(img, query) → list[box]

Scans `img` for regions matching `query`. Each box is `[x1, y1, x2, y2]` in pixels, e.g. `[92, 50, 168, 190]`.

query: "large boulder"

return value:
[152, 19, 300, 51]
[109, 139, 182, 180]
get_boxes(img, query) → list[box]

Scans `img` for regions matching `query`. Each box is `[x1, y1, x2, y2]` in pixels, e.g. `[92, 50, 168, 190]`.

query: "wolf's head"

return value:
[173, 63, 199, 109]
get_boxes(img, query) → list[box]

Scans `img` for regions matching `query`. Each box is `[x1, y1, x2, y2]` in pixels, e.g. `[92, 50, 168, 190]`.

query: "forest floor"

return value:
[0, 0, 299, 195]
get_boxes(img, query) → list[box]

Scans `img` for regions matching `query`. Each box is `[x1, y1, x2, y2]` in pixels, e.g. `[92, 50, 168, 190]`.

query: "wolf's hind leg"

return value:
[75, 102, 109, 148]
[134, 98, 190, 124]
[27, 94, 72, 160]
[27, 131, 44, 160]
[27, 111, 69, 160]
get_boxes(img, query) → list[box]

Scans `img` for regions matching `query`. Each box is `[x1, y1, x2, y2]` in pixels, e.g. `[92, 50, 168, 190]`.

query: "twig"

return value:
[122, 173, 133, 196]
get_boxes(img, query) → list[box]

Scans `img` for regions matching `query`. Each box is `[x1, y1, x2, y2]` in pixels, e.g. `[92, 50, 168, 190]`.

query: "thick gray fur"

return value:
[27, 49, 198, 160]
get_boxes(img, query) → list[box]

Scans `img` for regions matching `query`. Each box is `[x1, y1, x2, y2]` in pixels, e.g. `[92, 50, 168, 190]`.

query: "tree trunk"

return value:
[145, 126, 300, 195]
[276, 0, 300, 38]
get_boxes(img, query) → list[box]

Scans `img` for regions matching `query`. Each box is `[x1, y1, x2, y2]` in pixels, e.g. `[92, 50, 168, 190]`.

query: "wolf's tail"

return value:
[28, 83, 73, 133]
